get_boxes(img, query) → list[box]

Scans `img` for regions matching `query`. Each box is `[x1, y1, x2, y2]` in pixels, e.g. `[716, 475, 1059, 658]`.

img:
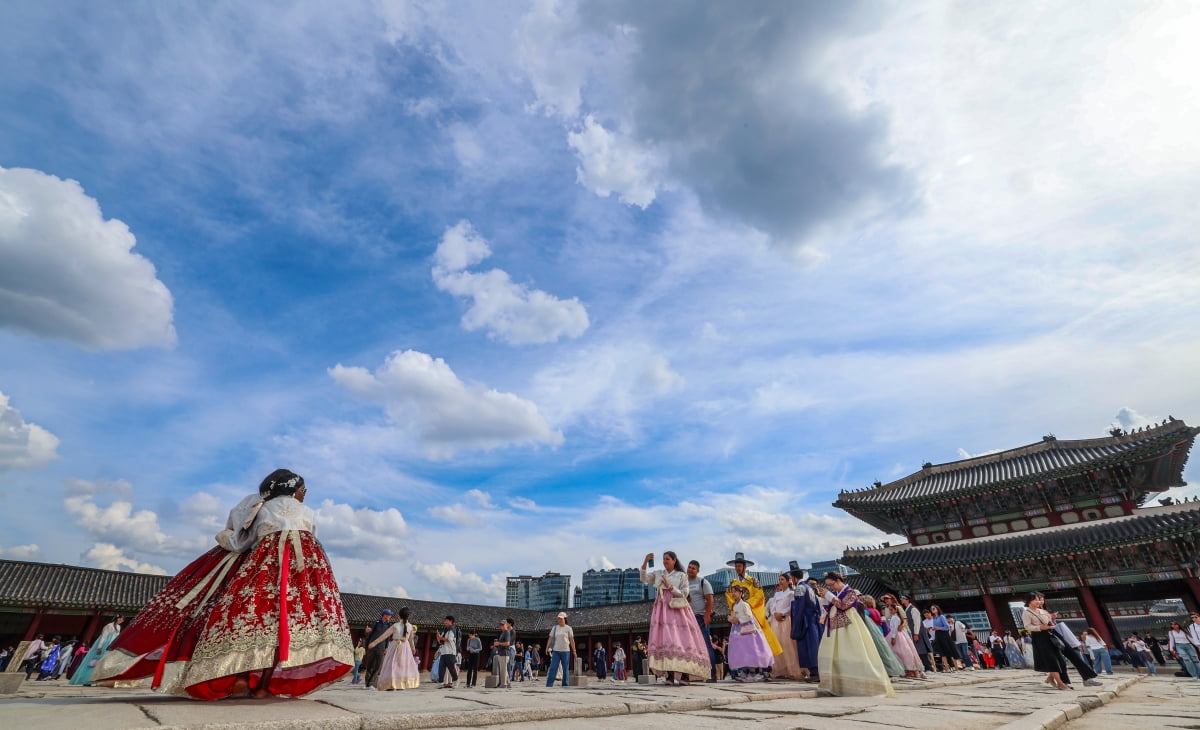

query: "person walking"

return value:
[1021, 591, 1070, 690]
[370, 606, 419, 690]
[816, 572, 895, 698]
[349, 639, 365, 684]
[898, 596, 934, 674]
[362, 609, 394, 688]
[612, 642, 626, 681]
[544, 612, 576, 687]
[592, 642, 607, 681]
[36, 637, 62, 681]
[685, 559, 718, 682]
[529, 644, 541, 679]
[949, 617, 975, 670]
[1167, 619, 1199, 679]
[71, 617, 124, 685]
[1052, 623, 1103, 687]
[1080, 629, 1112, 675]
[926, 606, 957, 672]
[640, 551, 712, 685]
[885, 604, 926, 678]
[19, 634, 47, 679]
[436, 616, 461, 688]
[463, 631, 483, 688]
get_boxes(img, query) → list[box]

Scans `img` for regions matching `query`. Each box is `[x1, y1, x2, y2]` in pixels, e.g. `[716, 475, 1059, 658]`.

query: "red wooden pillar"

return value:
[1075, 584, 1113, 646]
[81, 611, 104, 643]
[1185, 578, 1200, 613]
[420, 631, 433, 673]
[22, 609, 45, 641]
[980, 592, 1004, 634]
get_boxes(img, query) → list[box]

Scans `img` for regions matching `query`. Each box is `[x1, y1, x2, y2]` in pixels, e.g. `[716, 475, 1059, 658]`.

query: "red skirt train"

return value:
[93, 546, 246, 692]
[183, 530, 353, 699]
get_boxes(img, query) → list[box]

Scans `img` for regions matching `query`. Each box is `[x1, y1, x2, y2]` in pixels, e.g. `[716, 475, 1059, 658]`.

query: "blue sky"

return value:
[1, 1, 1198, 604]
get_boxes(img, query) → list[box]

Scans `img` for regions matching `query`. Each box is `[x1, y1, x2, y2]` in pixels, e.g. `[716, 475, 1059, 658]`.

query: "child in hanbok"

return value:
[728, 586, 774, 682]
[372, 607, 419, 690]
[885, 604, 926, 678]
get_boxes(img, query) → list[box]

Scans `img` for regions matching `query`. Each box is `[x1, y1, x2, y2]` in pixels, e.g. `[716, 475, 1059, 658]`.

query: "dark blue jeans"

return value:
[545, 650, 570, 686]
[694, 614, 716, 679]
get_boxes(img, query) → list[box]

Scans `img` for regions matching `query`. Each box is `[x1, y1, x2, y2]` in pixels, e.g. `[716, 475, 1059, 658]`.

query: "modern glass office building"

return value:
[505, 572, 571, 611]
[577, 568, 654, 607]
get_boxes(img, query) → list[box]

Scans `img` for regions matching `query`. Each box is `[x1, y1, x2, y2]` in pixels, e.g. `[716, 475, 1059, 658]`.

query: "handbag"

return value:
[668, 596, 689, 610]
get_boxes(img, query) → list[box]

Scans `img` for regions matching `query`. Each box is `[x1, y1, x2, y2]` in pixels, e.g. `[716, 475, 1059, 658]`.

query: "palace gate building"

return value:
[835, 418, 1200, 644]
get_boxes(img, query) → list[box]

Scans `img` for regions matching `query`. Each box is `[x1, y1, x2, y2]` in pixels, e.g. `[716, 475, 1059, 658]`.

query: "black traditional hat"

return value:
[725, 551, 754, 567]
[787, 560, 807, 580]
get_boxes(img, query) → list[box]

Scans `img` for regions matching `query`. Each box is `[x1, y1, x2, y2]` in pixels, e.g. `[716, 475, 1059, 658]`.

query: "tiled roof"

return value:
[841, 501, 1200, 571]
[835, 419, 1197, 509]
[0, 559, 170, 611]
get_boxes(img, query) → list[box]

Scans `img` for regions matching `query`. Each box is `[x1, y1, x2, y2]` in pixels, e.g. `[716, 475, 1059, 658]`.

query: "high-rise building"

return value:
[505, 572, 571, 611]
[809, 559, 859, 577]
[703, 567, 783, 595]
[577, 568, 654, 607]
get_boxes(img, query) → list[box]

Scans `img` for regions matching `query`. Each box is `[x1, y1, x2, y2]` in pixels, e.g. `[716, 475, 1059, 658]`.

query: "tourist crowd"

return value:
[14, 479, 1199, 700]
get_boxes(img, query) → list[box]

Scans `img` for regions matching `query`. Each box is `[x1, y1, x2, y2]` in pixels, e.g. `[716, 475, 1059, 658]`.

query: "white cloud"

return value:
[465, 489, 496, 509]
[412, 561, 508, 605]
[63, 479, 204, 558]
[1111, 407, 1152, 432]
[179, 491, 226, 532]
[567, 116, 663, 208]
[82, 542, 168, 575]
[586, 555, 617, 570]
[330, 349, 563, 458]
[312, 499, 410, 559]
[0, 543, 42, 560]
[0, 166, 175, 349]
[432, 220, 590, 345]
[0, 391, 59, 470]
[531, 342, 683, 435]
[428, 503, 479, 527]
[509, 496, 538, 511]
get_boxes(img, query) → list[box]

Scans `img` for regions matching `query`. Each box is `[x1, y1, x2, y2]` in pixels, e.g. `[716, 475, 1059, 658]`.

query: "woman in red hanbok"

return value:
[94, 470, 353, 699]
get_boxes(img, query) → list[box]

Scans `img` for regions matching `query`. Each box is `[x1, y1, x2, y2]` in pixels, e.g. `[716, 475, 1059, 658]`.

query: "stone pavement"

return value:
[1061, 674, 1200, 729]
[0, 668, 1144, 729]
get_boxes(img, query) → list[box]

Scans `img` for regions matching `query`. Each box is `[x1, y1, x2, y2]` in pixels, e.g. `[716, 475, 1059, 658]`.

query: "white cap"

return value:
[557, 611, 568, 619]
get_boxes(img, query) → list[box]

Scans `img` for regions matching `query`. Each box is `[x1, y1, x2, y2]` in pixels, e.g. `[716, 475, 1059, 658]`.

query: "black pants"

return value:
[437, 655, 459, 684]
[362, 648, 386, 687]
[464, 653, 479, 686]
[1060, 644, 1097, 682]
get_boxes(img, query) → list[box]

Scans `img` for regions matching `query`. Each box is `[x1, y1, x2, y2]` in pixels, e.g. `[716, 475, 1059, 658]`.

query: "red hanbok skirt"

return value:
[183, 530, 353, 699]
[93, 546, 247, 692]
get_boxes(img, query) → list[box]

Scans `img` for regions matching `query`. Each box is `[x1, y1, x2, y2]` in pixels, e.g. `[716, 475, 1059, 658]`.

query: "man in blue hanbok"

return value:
[787, 561, 821, 682]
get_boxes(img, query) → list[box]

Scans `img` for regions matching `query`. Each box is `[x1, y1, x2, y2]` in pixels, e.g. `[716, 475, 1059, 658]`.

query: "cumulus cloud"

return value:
[1111, 407, 1152, 432]
[432, 220, 589, 345]
[428, 503, 479, 527]
[82, 542, 168, 575]
[0, 391, 59, 470]
[313, 499, 411, 559]
[330, 349, 563, 458]
[567, 116, 663, 208]
[0, 166, 175, 349]
[63, 479, 204, 558]
[412, 560, 508, 605]
[0, 543, 42, 560]
[519, 2, 912, 249]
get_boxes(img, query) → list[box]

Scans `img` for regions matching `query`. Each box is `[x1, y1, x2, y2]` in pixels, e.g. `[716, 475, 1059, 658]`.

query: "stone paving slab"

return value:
[0, 668, 1145, 729]
[1059, 675, 1200, 730]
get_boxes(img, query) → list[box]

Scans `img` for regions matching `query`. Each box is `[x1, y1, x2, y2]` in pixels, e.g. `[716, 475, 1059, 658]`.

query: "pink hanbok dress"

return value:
[639, 568, 712, 679]
[374, 621, 419, 690]
[885, 614, 925, 674]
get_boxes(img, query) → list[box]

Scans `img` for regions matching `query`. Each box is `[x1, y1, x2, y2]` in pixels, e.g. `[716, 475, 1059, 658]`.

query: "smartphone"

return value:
[648, 555, 654, 568]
